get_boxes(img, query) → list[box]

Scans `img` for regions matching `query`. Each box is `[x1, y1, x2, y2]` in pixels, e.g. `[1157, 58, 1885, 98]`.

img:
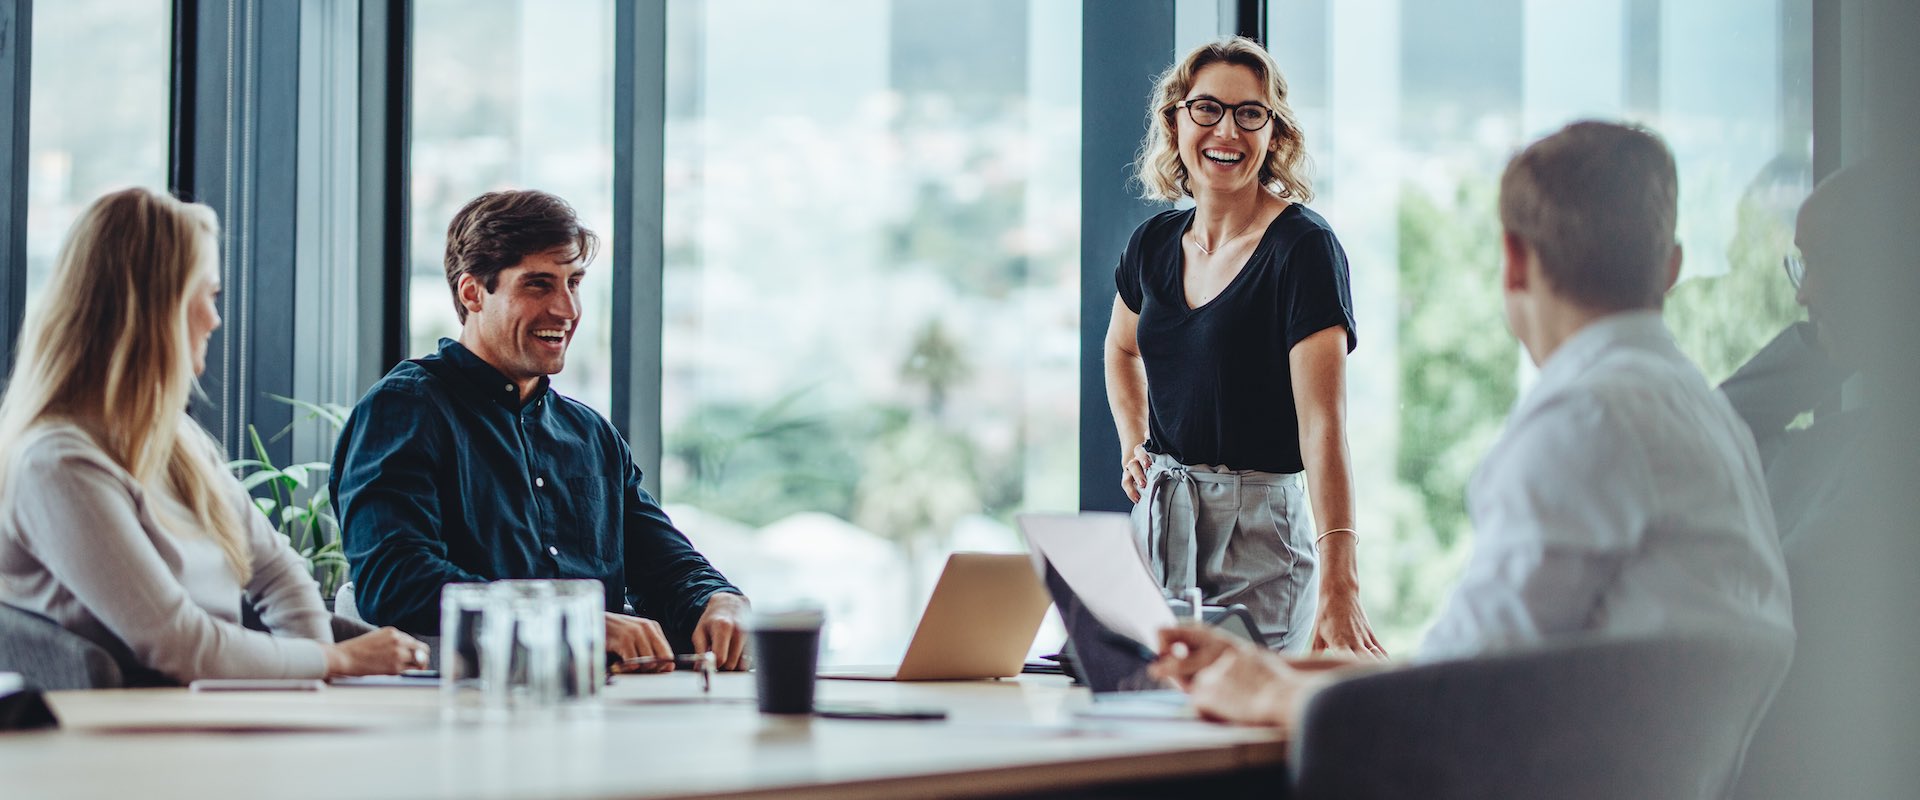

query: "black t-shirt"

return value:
[1115, 205, 1356, 474]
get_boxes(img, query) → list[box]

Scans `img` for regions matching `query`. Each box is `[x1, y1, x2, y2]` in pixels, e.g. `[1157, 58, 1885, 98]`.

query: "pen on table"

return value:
[612, 652, 717, 694]
[612, 654, 704, 671]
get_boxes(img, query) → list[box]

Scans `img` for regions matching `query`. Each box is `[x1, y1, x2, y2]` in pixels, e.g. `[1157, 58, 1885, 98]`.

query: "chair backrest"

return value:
[0, 602, 125, 691]
[1290, 631, 1794, 800]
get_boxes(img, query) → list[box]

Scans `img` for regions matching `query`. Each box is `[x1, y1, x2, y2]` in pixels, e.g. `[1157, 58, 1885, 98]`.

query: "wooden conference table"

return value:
[0, 673, 1288, 799]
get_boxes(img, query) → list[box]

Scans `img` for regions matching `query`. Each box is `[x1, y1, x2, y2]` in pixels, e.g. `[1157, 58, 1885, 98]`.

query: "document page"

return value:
[1017, 512, 1177, 650]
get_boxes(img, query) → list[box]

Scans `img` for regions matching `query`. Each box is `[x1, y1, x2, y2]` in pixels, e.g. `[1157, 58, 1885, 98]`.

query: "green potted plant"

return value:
[228, 395, 350, 605]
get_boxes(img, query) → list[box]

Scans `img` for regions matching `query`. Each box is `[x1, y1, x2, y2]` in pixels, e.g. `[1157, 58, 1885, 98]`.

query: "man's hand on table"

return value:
[605, 612, 675, 672]
[693, 592, 750, 671]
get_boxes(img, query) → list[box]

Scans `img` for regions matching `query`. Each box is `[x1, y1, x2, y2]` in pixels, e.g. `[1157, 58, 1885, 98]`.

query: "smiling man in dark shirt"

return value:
[331, 190, 749, 669]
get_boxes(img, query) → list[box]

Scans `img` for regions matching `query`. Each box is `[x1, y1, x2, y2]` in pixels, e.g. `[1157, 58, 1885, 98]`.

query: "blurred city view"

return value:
[28, 0, 1808, 662]
[657, 0, 1084, 661]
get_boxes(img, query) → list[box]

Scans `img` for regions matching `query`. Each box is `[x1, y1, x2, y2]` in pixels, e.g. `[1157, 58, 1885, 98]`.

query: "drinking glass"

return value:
[439, 582, 494, 723]
[553, 579, 607, 708]
[485, 580, 561, 718]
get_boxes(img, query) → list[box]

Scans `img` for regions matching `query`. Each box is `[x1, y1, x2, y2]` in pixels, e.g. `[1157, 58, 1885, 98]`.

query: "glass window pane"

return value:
[663, 0, 1081, 664]
[26, 0, 171, 301]
[1267, 0, 1812, 652]
[409, 0, 615, 413]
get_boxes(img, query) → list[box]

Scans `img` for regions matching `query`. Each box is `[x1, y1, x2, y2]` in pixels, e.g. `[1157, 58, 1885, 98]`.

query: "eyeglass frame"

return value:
[1170, 98, 1281, 132]
[1782, 251, 1805, 290]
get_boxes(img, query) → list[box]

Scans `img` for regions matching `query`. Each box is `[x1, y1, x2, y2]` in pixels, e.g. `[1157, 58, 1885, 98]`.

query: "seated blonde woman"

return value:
[0, 187, 424, 683]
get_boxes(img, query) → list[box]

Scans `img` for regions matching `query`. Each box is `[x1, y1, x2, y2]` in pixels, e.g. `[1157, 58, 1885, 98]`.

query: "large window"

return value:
[409, 0, 616, 412]
[661, 0, 1082, 663]
[25, 0, 171, 301]
[1265, 0, 1812, 650]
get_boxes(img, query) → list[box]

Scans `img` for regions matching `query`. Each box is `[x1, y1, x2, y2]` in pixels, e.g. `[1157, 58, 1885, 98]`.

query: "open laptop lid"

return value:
[1017, 513, 1178, 696]
[892, 552, 1052, 680]
[821, 552, 1052, 681]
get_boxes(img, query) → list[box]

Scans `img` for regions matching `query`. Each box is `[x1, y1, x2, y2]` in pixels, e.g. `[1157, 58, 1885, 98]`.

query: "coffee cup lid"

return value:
[748, 607, 825, 631]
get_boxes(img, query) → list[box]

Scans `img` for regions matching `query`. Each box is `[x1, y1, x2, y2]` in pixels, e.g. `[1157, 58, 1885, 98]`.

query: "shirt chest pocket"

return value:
[555, 476, 619, 566]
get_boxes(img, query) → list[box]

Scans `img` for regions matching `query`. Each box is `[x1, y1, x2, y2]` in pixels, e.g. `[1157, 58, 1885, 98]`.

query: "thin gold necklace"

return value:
[1191, 213, 1260, 255]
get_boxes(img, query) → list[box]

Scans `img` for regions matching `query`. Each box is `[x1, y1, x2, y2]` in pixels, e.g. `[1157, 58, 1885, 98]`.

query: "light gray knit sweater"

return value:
[0, 422, 332, 682]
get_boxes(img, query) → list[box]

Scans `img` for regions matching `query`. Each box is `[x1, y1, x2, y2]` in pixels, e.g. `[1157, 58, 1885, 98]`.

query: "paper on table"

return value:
[328, 674, 439, 688]
[1016, 512, 1176, 651]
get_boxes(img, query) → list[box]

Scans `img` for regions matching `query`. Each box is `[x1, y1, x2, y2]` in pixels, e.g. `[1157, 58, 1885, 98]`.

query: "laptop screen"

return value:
[1038, 558, 1174, 695]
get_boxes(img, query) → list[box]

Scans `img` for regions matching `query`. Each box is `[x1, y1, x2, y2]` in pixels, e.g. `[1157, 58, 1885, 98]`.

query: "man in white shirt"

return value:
[1152, 120, 1793, 728]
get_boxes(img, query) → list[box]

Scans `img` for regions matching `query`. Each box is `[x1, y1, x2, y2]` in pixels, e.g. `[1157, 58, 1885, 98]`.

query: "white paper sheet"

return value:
[1016, 512, 1177, 650]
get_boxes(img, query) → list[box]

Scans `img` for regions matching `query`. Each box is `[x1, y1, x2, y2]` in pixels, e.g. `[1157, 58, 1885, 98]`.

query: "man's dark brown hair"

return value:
[443, 190, 600, 322]
[1499, 121, 1678, 311]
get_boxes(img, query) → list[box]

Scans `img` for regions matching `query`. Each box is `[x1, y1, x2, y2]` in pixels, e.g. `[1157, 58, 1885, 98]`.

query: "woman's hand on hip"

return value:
[1121, 444, 1153, 503]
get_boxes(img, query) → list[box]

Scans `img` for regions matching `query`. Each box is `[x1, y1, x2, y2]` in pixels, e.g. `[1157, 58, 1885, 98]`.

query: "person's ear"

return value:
[1662, 243, 1683, 294]
[1501, 230, 1531, 294]
[457, 273, 486, 317]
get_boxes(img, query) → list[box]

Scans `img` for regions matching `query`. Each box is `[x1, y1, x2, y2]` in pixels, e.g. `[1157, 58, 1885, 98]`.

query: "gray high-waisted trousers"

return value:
[1130, 452, 1317, 652]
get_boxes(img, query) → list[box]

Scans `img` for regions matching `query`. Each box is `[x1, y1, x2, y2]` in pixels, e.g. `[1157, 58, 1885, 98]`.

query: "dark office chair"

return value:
[0, 602, 124, 690]
[1289, 631, 1793, 800]
[6, 598, 372, 691]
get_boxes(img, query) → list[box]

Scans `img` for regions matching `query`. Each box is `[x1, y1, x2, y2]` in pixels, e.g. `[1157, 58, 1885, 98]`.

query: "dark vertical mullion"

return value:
[244, 1, 300, 466]
[1233, 0, 1266, 45]
[612, 0, 667, 496]
[1810, 0, 1841, 180]
[0, 0, 28, 374]
[359, 0, 409, 383]
[1624, 0, 1662, 119]
[1780, 0, 1814, 168]
[183, 0, 230, 439]
[169, 0, 198, 199]
[180, 0, 302, 465]
[1080, 1, 1175, 513]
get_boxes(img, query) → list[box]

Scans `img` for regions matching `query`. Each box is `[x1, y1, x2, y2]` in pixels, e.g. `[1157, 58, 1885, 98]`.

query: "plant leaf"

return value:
[270, 393, 350, 430]
[239, 470, 288, 492]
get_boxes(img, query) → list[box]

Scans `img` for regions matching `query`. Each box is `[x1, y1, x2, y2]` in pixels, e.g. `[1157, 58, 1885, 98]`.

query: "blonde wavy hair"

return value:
[1135, 36, 1313, 203]
[0, 188, 252, 581]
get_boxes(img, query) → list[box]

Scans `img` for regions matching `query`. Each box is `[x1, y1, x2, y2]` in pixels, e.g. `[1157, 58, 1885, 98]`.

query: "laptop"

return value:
[818, 552, 1052, 681]
[1017, 513, 1198, 718]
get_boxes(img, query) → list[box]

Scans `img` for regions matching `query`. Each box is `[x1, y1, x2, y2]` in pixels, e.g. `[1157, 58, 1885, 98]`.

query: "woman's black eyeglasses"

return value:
[1173, 99, 1277, 132]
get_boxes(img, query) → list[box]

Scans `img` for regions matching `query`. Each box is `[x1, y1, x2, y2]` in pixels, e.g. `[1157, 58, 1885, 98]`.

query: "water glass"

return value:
[485, 580, 561, 717]
[553, 579, 607, 707]
[439, 582, 493, 723]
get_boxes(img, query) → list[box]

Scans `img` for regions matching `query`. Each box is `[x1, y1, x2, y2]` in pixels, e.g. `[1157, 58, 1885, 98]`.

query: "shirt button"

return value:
[504, 383, 513, 392]
[535, 477, 545, 488]
[548, 546, 559, 557]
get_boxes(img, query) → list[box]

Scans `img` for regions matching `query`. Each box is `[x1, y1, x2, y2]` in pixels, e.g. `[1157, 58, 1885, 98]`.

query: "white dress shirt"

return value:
[1420, 311, 1793, 660]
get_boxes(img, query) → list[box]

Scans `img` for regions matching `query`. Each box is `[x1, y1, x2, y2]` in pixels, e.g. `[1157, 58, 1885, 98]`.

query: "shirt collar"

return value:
[1533, 310, 1673, 393]
[437, 338, 550, 409]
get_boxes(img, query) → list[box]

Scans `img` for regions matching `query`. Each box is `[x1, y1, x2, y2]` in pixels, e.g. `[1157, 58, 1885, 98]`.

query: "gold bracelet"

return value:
[1315, 527, 1357, 544]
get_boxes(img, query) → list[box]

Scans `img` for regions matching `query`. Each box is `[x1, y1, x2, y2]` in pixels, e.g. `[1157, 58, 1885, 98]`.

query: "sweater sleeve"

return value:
[10, 441, 328, 681]
[237, 479, 336, 644]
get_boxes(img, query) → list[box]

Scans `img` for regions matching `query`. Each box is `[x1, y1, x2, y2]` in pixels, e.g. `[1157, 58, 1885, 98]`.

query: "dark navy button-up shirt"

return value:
[331, 338, 740, 642]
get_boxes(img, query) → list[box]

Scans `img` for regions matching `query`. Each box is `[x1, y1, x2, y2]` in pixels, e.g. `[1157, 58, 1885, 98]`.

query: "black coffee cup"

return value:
[749, 609, 824, 715]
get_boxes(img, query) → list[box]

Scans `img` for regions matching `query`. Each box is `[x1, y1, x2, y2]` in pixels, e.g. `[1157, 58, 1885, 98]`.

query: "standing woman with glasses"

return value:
[0, 188, 426, 683]
[1105, 37, 1383, 656]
